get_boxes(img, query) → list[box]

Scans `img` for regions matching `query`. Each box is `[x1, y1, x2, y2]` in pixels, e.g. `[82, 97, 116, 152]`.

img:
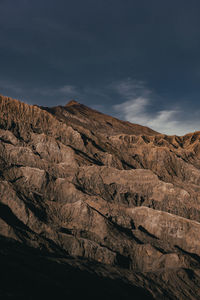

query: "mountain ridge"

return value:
[1, 94, 200, 299]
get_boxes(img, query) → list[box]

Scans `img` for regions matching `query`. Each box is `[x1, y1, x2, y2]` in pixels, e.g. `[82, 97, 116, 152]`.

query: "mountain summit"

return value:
[65, 99, 80, 106]
[1, 95, 200, 299]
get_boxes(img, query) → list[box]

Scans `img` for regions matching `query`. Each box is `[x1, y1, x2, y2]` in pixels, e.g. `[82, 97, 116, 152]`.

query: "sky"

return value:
[1, 0, 200, 135]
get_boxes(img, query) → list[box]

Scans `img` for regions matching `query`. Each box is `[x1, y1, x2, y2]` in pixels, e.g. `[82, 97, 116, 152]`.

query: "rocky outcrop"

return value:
[1, 95, 200, 299]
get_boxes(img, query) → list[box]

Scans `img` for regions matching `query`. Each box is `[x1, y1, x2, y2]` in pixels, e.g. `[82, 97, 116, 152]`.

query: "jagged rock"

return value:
[1, 94, 200, 299]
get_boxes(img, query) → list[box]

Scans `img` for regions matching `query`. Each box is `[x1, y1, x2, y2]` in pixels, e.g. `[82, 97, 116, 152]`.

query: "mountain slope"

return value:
[1, 95, 200, 299]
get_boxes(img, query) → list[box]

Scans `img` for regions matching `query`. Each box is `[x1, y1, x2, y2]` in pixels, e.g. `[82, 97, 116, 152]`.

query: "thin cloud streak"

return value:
[0, 81, 82, 108]
[39, 85, 79, 97]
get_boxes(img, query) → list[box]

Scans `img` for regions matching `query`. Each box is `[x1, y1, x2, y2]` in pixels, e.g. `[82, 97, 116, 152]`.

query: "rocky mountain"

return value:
[1, 95, 200, 299]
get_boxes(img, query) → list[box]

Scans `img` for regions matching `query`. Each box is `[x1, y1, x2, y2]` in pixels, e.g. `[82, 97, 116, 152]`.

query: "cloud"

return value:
[0, 80, 79, 106]
[0, 80, 23, 94]
[113, 97, 181, 134]
[0, 80, 31, 103]
[58, 85, 77, 94]
[40, 85, 78, 97]
[113, 78, 151, 99]
[113, 79, 200, 135]
[114, 97, 149, 123]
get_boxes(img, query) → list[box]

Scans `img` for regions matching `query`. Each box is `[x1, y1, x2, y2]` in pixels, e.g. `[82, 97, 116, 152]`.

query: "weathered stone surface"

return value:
[1, 95, 200, 299]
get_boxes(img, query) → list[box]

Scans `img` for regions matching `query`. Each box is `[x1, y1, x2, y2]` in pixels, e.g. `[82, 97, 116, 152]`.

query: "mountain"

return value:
[1, 94, 200, 299]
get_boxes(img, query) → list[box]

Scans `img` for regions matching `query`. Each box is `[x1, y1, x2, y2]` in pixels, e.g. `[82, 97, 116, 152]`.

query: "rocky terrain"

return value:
[1, 95, 200, 299]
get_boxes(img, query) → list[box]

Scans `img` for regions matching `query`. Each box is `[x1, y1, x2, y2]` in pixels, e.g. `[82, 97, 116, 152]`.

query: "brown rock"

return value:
[1, 94, 200, 299]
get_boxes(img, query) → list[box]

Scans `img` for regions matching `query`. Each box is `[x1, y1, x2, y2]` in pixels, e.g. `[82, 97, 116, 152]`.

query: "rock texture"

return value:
[1, 95, 200, 299]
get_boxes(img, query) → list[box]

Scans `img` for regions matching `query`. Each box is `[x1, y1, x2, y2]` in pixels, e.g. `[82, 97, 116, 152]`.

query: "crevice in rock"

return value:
[138, 225, 159, 240]
[0, 202, 32, 232]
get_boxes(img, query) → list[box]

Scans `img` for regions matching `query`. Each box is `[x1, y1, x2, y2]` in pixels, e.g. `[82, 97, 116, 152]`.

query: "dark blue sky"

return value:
[1, 0, 200, 134]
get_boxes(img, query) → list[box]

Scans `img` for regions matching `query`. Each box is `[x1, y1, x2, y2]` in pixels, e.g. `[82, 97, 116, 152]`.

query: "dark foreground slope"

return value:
[1, 95, 200, 299]
[0, 237, 153, 300]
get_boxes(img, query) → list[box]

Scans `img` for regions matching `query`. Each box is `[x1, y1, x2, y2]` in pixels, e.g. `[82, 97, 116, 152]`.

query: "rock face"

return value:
[1, 95, 200, 299]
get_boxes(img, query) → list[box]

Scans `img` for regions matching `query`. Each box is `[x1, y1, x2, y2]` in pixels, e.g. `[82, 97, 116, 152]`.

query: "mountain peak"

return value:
[65, 99, 80, 107]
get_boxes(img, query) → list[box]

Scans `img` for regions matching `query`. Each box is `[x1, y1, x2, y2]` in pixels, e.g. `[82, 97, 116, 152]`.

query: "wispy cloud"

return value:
[58, 85, 77, 94]
[0, 80, 79, 104]
[0, 80, 23, 94]
[113, 79, 200, 135]
[39, 84, 79, 98]
[112, 78, 152, 99]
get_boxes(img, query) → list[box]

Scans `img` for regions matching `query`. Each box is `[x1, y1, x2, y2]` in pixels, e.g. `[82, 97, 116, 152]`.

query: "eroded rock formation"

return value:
[1, 95, 200, 299]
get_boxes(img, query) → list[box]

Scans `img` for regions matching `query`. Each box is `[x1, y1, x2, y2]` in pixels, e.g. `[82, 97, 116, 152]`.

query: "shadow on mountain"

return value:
[0, 236, 154, 300]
